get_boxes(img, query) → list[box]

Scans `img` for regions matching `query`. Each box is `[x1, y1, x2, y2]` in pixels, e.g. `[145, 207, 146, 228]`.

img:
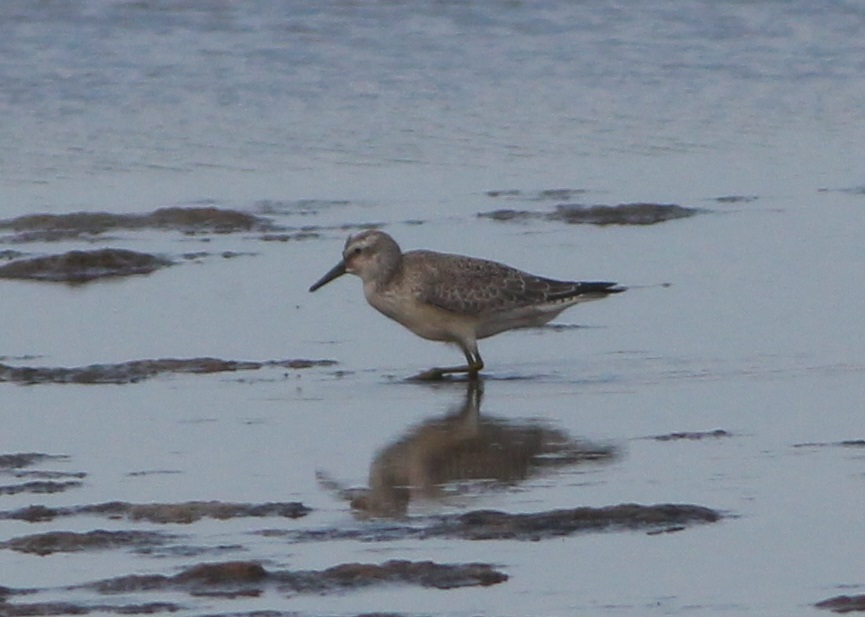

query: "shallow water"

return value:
[2, 2, 865, 616]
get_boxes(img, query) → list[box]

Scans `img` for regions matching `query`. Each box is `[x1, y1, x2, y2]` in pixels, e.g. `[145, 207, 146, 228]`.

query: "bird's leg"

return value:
[410, 345, 484, 382]
[465, 345, 484, 378]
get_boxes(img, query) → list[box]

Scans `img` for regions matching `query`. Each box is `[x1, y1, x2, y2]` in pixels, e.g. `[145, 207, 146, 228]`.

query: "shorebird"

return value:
[309, 230, 624, 380]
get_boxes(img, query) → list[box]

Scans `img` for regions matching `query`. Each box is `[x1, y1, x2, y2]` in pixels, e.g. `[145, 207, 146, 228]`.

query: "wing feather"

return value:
[403, 251, 620, 316]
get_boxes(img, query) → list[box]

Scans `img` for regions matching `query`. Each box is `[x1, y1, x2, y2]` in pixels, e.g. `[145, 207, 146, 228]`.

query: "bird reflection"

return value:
[318, 380, 617, 518]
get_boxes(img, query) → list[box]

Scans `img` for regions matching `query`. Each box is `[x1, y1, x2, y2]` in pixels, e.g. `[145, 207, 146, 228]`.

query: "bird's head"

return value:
[309, 229, 401, 291]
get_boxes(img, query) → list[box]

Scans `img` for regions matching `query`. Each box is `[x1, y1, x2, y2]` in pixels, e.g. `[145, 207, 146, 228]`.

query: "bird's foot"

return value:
[408, 366, 481, 382]
[409, 367, 450, 382]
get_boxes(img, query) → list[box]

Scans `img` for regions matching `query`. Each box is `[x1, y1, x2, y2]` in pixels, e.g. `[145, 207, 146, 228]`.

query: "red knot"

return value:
[309, 230, 624, 380]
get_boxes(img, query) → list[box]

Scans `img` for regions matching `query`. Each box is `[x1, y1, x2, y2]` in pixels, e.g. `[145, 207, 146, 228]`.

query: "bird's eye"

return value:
[352, 246, 362, 256]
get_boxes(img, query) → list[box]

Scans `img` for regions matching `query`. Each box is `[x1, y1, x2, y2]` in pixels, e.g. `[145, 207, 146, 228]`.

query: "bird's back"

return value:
[399, 250, 622, 318]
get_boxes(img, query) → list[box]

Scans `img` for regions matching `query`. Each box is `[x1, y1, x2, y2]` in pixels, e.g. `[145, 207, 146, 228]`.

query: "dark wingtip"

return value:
[582, 281, 626, 294]
[547, 281, 626, 301]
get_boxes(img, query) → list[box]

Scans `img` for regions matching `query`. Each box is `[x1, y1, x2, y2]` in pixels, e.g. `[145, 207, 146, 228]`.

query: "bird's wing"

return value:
[406, 251, 608, 316]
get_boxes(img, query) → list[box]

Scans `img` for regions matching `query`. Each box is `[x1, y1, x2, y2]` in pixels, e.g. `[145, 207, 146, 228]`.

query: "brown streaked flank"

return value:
[309, 230, 624, 380]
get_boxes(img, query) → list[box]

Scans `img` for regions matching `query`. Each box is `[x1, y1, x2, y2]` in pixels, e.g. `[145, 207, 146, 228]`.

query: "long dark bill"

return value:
[309, 261, 347, 292]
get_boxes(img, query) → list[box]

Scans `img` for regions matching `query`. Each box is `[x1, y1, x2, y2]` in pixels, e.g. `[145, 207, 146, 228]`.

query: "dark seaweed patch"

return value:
[819, 185, 865, 196]
[125, 470, 182, 478]
[0, 480, 82, 496]
[258, 231, 322, 242]
[816, 594, 865, 613]
[793, 439, 865, 449]
[2, 530, 176, 556]
[0, 357, 336, 385]
[484, 189, 523, 198]
[0, 454, 69, 470]
[0, 249, 171, 283]
[0, 207, 273, 243]
[0, 501, 311, 524]
[478, 209, 536, 222]
[553, 203, 700, 225]
[648, 429, 732, 441]
[180, 251, 257, 261]
[264, 503, 722, 543]
[485, 188, 588, 201]
[0, 600, 182, 616]
[10, 471, 86, 480]
[80, 559, 506, 597]
[713, 195, 758, 204]
[0, 208, 392, 246]
[437, 503, 720, 540]
[0, 454, 83, 498]
[479, 202, 702, 226]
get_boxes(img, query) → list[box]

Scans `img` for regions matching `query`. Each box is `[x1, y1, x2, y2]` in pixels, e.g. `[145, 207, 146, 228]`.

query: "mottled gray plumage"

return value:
[405, 250, 617, 315]
[309, 229, 624, 379]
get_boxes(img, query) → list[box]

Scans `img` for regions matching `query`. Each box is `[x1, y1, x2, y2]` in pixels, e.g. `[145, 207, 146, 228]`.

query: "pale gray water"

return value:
[2, 2, 865, 616]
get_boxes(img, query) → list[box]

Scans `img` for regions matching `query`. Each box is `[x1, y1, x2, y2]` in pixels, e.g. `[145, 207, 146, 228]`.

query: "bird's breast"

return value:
[364, 284, 474, 344]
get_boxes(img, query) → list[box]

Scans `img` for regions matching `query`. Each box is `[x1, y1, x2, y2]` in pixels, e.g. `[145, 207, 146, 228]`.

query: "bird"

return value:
[308, 229, 624, 380]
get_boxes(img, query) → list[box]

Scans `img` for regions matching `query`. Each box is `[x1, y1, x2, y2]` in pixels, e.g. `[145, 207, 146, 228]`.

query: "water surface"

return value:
[2, 2, 864, 616]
